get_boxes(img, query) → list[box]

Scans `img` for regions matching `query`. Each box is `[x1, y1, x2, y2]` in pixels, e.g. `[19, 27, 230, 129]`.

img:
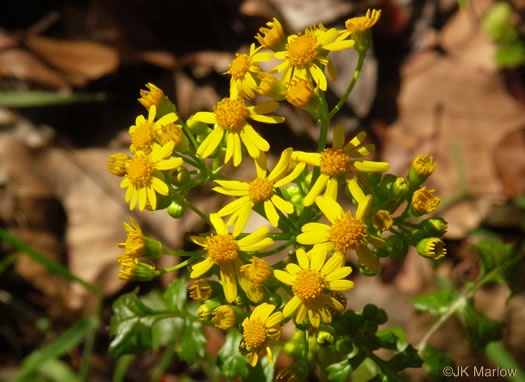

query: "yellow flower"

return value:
[283, 77, 315, 108]
[188, 279, 213, 301]
[129, 105, 178, 154]
[241, 303, 284, 366]
[255, 72, 286, 100]
[409, 154, 437, 185]
[117, 217, 144, 259]
[274, 245, 354, 328]
[117, 258, 159, 281]
[345, 9, 381, 34]
[255, 18, 285, 50]
[228, 43, 273, 99]
[107, 153, 131, 176]
[240, 257, 271, 284]
[273, 25, 354, 91]
[297, 195, 385, 274]
[412, 187, 440, 214]
[373, 210, 393, 232]
[213, 148, 305, 235]
[194, 97, 285, 167]
[119, 142, 183, 211]
[190, 214, 274, 303]
[212, 305, 236, 330]
[416, 238, 446, 260]
[138, 83, 165, 109]
[293, 125, 389, 206]
[343, 9, 381, 53]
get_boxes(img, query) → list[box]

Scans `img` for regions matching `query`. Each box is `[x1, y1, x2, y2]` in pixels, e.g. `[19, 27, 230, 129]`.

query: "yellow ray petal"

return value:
[356, 194, 372, 220]
[192, 111, 216, 124]
[296, 248, 310, 269]
[327, 279, 354, 291]
[356, 245, 381, 274]
[274, 269, 294, 286]
[333, 125, 345, 149]
[271, 194, 293, 214]
[238, 226, 270, 247]
[274, 162, 306, 188]
[268, 148, 292, 181]
[301, 222, 330, 232]
[315, 196, 344, 224]
[220, 262, 238, 303]
[296, 230, 329, 245]
[190, 257, 213, 278]
[325, 178, 339, 201]
[210, 213, 228, 235]
[309, 244, 328, 271]
[304, 174, 329, 206]
[264, 200, 279, 227]
[283, 296, 301, 317]
[325, 266, 353, 281]
[321, 252, 344, 276]
[353, 160, 390, 173]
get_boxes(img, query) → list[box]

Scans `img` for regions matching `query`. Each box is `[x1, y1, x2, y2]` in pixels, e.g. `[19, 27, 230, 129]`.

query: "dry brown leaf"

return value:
[382, 2, 525, 238]
[25, 36, 119, 86]
[0, 49, 70, 89]
[493, 128, 525, 197]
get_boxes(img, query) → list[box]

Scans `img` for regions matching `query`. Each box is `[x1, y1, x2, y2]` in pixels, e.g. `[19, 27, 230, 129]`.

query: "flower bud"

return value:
[416, 238, 446, 260]
[255, 72, 286, 101]
[186, 115, 209, 136]
[142, 237, 163, 259]
[316, 325, 336, 347]
[392, 178, 409, 199]
[421, 217, 448, 237]
[408, 154, 437, 186]
[275, 368, 300, 382]
[240, 257, 271, 284]
[197, 301, 220, 321]
[167, 200, 186, 219]
[411, 187, 440, 215]
[373, 210, 393, 232]
[386, 235, 408, 260]
[211, 305, 236, 330]
[118, 259, 160, 281]
[138, 83, 165, 110]
[255, 18, 286, 51]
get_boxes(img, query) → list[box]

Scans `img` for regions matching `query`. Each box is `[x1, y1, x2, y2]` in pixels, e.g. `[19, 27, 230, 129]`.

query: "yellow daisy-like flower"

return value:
[107, 153, 131, 176]
[129, 105, 178, 154]
[194, 97, 285, 167]
[255, 18, 285, 50]
[274, 245, 354, 328]
[213, 148, 306, 235]
[293, 125, 389, 206]
[273, 25, 354, 91]
[117, 217, 144, 260]
[190, 214, 273, 303]
[119, 142, 183, 211]
[241, 303, 284, 366]
[228, 43, 273, 99]
[345, 9, 381, 34]
[297, 195, 385, 274]
[138, 83, 165, 110]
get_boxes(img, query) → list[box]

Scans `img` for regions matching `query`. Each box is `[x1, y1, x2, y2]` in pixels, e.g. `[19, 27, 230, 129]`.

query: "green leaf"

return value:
[13, 316, 98, 381]
[38, 358, 82, 382]
[482, 2, 518, 44]
[113, 355, 135, 382]
[0, 91, 106, 107]
[163, 277, 188, 312]
[376, 327, 407, 351]
[386, 345, 422, 372]
[327, 359, 353, 382]
[412, 289, 457, 316]
[419, 345, 455, 377]
[474, 240, 515, 283]
[109, 291, 163, 357]
[177, 319, 207, 364]
[456, 299, 503, 350]
[218, 329, 249, 380]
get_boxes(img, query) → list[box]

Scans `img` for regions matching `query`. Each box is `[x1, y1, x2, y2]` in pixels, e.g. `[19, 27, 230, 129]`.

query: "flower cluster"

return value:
[107, 8, 447, 372]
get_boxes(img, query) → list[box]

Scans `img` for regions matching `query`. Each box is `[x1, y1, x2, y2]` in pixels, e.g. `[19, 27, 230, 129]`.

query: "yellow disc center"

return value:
[320, 148, 351, 176]
[213, 98, 249, 132]
[131, 122, 154, 151]
[229, 54, 250, 79]
[206, 234, 239, 264]
[292, 269, 325, 302]
[126, 156, 153, 187]
[248, 177, 274, 202]
[243, 319, 267, 348]
[287, 33, 318, 67]
[329, 212, 366, 253]
[345, 17, 369, 33]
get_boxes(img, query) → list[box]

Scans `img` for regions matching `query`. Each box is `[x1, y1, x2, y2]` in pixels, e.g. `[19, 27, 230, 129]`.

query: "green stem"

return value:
[328, 51, 367, 120]
[183, 197, 211, 226]
[164, 248, 205, 257]
[159, 257, 198, 274]
[0, 229, 102, 297]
